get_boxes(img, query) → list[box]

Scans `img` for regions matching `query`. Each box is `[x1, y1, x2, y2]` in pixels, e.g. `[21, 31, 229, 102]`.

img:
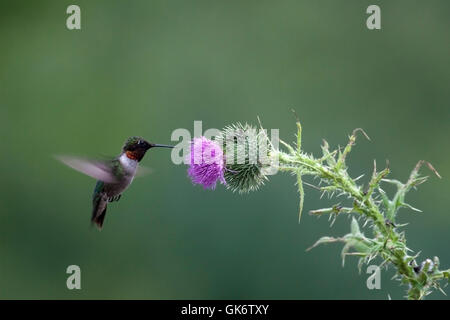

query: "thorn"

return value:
[256, 115, 265, 131]
[425, 161, 442, 179]
[414, 160, 442, 179]
[352, 128, 371, 141]
[330, 216, 337, 227]
[303, 181, 321, 190]
[291, 108, 300, 123]
[403, 203, 422, 213]
[396, 222, 409, 227]
[372, 159, 377, 177]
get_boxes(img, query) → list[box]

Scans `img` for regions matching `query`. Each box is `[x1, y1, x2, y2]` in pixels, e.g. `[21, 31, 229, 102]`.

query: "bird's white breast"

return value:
[119, 153, 139, 176]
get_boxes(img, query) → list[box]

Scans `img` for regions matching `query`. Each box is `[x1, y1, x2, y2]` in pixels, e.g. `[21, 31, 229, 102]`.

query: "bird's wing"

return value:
[55, 155, 119, 183]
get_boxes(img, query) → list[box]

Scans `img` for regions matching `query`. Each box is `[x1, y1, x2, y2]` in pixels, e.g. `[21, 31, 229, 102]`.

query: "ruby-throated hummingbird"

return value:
[56, 137, 174, 230]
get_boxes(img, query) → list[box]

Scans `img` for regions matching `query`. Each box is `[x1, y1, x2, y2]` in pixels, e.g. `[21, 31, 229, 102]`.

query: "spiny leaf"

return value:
[306, 236, 342, 251]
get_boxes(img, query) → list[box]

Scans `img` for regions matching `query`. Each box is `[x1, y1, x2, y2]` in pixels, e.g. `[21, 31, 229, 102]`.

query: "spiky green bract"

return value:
[276, 119, 448, 300]
[217, 123, 271, 193]
[224, 160, 266, 193]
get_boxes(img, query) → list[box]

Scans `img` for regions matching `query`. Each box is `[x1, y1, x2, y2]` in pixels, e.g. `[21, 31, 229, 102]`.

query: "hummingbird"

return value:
[56, 137, 174, 230]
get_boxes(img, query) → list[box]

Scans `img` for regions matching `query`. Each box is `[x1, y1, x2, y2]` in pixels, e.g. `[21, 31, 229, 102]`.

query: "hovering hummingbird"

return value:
[56, 137, 174, 230]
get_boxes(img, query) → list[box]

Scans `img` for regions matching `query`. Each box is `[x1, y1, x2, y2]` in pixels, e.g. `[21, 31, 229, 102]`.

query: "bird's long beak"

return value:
[150, 143, 174, 149]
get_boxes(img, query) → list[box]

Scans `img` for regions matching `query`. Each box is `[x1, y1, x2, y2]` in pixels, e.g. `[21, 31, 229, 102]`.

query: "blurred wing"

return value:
[135, 165, 153, 178]
[55, 155, 119, 183]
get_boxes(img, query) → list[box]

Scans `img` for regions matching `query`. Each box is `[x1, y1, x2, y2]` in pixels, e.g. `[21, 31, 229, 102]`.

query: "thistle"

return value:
[186, 123, 273, 192]
[185, 116, 449, 299]
[186, 136, 226, 189]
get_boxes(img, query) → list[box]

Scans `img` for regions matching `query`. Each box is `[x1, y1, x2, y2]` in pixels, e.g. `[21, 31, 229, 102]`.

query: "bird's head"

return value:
[122, 136, 173, 162]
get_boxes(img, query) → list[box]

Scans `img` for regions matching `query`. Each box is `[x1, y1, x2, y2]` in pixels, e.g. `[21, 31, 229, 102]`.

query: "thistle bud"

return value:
[217, 123, 273, 193]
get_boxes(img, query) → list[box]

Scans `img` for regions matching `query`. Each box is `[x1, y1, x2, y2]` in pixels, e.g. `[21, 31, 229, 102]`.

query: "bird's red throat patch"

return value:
[125, 151, 139, 160]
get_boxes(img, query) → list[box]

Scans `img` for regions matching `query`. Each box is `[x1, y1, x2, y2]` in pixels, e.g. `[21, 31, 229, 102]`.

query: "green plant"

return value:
[186, 116, 449, 299]
[274, 116, 449, 300]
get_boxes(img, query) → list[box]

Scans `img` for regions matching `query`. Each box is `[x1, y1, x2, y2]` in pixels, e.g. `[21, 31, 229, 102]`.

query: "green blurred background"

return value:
[0, 0, 449, 299]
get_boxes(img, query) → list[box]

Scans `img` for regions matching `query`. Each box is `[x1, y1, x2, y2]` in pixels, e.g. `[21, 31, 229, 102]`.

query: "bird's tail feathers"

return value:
[92, 196, 108, 230]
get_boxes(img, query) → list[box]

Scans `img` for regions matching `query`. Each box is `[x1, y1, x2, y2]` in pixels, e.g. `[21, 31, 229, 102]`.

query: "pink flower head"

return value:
[187, 136, 226, 189]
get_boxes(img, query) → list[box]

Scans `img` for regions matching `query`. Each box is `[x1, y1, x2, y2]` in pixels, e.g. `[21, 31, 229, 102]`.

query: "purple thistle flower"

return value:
[187, 136, 226, 189]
